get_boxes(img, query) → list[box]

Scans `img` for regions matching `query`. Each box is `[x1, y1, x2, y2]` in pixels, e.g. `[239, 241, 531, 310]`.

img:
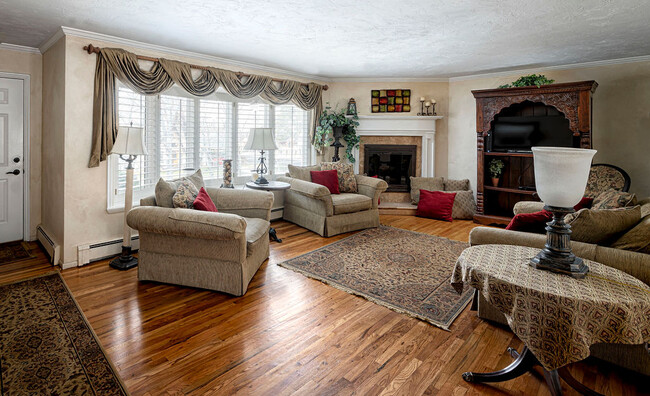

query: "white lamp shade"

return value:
[111, 126, 147, 156]
[243, 128, 278, 151]
[532, 147, 596, 208]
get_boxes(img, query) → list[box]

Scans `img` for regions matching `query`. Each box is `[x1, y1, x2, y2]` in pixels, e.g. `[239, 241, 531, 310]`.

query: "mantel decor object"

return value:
[418, 97, 436, 116]
[346, 98, 357, 116]
[221, 159, 234, 188]
[244, 128, 277, 185]
[371, 89, 411, 113]
[529, 147, 596, 278]
[110, 124, 147, 270]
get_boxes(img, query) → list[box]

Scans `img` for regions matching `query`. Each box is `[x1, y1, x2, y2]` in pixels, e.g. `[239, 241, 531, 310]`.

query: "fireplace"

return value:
[364, 144, 417, 192]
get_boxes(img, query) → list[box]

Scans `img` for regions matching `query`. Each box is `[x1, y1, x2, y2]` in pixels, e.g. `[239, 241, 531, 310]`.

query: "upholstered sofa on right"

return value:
[469, 197, 650, 375]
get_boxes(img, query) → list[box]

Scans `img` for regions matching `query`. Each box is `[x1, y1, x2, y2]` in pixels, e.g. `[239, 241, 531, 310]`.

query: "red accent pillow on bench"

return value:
[416, 190, 456, 222]
[310, 170, 340, 194]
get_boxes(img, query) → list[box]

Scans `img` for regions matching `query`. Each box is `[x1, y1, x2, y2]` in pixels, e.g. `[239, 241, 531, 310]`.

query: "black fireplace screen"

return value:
[364, 144, 417, 192]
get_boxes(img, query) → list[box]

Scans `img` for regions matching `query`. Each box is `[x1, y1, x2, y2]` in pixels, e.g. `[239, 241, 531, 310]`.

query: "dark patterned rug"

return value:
[0, 272, 129, 395]
[278, 226, 472, 330]
[0, 241, 33, 266]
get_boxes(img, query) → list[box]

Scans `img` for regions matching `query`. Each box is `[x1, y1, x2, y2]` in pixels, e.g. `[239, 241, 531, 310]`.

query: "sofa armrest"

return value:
[207, 188, 274, 221]
[140, 195, 157, 207]
[277, 176, 332, 200]
[127, 206, 246, 240]
[355, 175, 388, 208]
[513, 201, 545, 215]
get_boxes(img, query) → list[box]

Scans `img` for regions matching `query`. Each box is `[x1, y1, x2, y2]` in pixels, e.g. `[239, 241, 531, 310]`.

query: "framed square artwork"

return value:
[371, 89, 411, 112]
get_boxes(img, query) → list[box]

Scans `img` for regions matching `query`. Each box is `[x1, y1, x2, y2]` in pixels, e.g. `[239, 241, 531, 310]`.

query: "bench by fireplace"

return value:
[364, 144, 417, 192]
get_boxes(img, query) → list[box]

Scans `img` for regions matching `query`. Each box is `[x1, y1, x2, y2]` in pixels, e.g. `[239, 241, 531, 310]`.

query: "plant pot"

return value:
[491, 177, 500, 187]
[332, 126, 345, 139]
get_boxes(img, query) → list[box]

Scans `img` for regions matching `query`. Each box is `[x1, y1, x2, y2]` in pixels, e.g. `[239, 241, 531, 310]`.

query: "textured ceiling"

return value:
[1, 0, 650, 78]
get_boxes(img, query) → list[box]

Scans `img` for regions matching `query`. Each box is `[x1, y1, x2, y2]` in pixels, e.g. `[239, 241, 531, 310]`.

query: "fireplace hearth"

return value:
[364, 144, 417, 192]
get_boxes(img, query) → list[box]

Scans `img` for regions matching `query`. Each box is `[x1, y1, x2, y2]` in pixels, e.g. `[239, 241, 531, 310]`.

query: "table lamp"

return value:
[244, 127, 277, 185]
[110, 125, 147, 270]
[530, 147, 596, 278]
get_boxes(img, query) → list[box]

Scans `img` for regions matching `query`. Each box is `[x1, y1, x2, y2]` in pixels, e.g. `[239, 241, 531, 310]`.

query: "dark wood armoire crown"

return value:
[472, 81, 598, 226]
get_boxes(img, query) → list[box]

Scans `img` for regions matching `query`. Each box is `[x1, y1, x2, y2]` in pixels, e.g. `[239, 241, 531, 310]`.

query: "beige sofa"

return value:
[469, 198, 650, 375]
[126, 188, 274, 296]
[277, 175, 388, 237]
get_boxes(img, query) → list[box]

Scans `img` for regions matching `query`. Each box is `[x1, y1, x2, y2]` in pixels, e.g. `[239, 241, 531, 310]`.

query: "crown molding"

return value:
[449, 54, 650, 82]
[0, 43, 41, 54]
[329, 77, 449, 83]
[38, 26, 331, 83]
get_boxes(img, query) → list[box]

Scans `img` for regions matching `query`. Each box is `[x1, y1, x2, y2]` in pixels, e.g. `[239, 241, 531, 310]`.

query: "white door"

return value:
[0, 78, 24, 243]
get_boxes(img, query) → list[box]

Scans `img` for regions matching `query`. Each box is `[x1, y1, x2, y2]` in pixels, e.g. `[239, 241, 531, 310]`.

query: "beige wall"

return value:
[324, 82, 449, 176]
[0, 48, 42, 239]
[41, 38, 66, 249]
[448, 62, 650, 198]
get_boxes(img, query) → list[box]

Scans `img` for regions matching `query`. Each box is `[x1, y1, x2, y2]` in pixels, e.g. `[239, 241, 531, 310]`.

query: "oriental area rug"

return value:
[278, 226, 473, 330]
[0, 241, 33, 266]
[0, 272, 129, 395]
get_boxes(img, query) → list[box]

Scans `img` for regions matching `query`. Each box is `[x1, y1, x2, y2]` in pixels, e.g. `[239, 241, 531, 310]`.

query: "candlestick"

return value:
[420, 97, 425, 101]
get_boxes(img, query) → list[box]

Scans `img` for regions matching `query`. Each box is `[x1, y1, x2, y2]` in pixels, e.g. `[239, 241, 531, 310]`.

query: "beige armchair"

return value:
[127, 188, 274, 296]
[277, 175, 388, 237]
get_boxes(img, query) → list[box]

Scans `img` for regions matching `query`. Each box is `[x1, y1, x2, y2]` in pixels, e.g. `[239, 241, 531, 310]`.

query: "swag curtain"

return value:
[89, 47, 324, 167]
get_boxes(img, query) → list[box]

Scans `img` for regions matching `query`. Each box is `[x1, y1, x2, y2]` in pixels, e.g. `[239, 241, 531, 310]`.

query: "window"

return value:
[108, 85, 312, 210]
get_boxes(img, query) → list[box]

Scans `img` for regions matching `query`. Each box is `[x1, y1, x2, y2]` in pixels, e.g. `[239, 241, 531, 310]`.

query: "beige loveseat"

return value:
[469, 198, 650, 375]
[277, 174, 388, 237]
[126, 188, 274, 296]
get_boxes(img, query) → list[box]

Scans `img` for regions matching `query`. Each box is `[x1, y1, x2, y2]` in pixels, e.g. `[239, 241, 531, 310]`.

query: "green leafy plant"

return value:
[488, 159, 505, 178]
[498, 74, 555, 89]
[313, 104, 361, 163]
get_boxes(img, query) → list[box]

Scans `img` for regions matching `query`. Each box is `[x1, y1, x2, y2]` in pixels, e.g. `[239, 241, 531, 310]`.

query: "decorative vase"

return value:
[221, 159, 234, 188]
[491, 177, 500, 187]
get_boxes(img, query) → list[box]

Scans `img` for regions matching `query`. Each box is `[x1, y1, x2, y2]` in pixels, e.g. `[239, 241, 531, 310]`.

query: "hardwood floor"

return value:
[2, 216, 647, 395]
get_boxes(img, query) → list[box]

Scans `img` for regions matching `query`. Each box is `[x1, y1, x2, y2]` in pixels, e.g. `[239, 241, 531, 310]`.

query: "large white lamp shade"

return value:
[111, 126, 147, 156]
[532, 147, 596, 208]
[244, 128, 278, 151]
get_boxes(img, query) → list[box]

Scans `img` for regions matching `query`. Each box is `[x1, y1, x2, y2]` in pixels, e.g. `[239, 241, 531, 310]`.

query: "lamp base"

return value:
[255, 175, 269, 185]
[529, 205, 589, 279]
[109, 246, 138, 271]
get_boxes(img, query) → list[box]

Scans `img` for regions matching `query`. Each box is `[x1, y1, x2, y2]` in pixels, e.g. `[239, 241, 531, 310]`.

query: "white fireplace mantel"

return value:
[353, 115, 443, 177]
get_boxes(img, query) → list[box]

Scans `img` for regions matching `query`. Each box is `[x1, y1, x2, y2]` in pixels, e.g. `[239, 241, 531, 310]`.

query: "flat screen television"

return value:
[490, 122, 538, 152]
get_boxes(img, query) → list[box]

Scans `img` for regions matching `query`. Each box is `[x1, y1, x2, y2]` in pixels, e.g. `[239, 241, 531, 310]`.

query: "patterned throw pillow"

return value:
[610, 214, 650, 253]
[565, 206, 641, 244]
[155, 169, 205, 208]
[172, 179, 199, 208]
[410, 177, 444, 204]
[320, 162, 358, 193]
[444, 179, 470, 191]
[591, 189, 637, 210]
[288, 164, 321, 181]
[449, 190, 476, 219]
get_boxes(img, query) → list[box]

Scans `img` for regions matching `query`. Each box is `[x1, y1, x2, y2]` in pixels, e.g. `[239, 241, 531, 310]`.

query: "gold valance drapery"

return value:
[87, 45, 326, 168]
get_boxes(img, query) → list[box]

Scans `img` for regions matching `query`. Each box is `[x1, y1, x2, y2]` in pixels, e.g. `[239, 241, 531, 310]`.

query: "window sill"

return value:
[106, 203, 140, 214]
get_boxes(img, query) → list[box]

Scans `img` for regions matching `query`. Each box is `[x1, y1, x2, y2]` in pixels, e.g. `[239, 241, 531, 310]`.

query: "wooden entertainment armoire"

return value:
[472, 81, 598, 226]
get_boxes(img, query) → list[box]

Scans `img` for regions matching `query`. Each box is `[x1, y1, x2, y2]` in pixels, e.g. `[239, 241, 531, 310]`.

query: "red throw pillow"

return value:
[506, 210, 552, 234]
[416, 189, 456, 222]
[574, 196, 594, 211]
[311, 170, 340, 194]
[193, 187, 218, 212]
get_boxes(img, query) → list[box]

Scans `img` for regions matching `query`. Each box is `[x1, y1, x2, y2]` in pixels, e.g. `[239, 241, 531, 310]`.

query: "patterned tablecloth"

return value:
[451, 244, 650, 371]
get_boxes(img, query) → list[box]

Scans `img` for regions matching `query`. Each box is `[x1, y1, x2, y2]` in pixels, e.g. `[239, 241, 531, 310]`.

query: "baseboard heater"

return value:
[77, 236, 139, 267]
[36, 225, 60, 265]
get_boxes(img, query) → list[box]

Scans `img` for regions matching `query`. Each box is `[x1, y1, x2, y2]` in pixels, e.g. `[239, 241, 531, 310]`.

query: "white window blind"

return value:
[109, 85, 311, 210]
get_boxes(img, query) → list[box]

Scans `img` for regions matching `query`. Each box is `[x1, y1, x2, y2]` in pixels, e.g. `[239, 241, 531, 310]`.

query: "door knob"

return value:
[13, 157, 20, 163]
[6, 169, 20, 175]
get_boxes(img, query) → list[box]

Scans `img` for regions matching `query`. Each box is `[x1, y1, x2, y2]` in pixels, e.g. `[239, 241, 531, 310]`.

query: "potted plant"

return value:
[498, 74, 555, 88]
[314, 104, 360, 163]
[489, 159, 505, 187]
